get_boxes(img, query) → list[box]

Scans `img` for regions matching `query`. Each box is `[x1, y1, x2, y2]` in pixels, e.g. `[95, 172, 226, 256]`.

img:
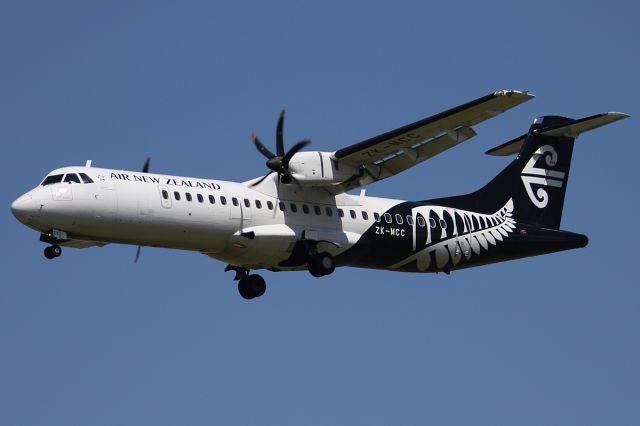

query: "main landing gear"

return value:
[238, 274, 266, 300]
[44, 244, 62, 260]
[225, 265, 266, 300]
[307, 252, 335, 277]
[225, 249, 336, 300]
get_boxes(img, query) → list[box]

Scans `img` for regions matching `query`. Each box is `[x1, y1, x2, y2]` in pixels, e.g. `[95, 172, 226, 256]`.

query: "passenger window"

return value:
[174, 191, 181, 201]
[279, 202, 285, 211]
[384, 213, 392, 224]
[338, 209, 344, 217]
[350, 210, 356, 219]
[302, 204, 309, 214]
[406, 215, 414, 225]
[417, 216, 426, 227]
[374, 212, 380, 222]
[220, 196, 227, 205]
[362, 211, 368, 220]
[267, 201, 274, 210]
[186, 193, 192, 202]
[162, 190, 169, 200]
[255, 200, 262, 209]
[314, 206, 321, 215]
[395, 214, 403, 224]
[232, 198, 238, 206]
[197, 194, 204, 203]
[244, 199, 250, 208]
[429, 218, 436, 228]
[63, 173, 81, 184]
[325, 207, 333, 216]
[290, 203, 298, 213]
[41, 174, 64, 186]
[209, 195, 215, 204]
[439, 219, 447, 229]
[79, 173, 94, 184]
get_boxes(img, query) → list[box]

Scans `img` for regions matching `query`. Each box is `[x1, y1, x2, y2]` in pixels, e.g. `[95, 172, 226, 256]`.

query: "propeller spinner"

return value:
[251, 110, 310, 186]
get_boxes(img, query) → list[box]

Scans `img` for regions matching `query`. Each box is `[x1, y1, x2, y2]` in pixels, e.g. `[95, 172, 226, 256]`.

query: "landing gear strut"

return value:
[44, 244, 62, 260]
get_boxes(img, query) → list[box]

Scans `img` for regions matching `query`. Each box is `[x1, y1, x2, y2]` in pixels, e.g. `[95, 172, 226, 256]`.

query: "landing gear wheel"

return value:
[51, 245, 62, 258]
[44, 246, 54, 259]
[307, 252, 335, 277]
[238, 274, 267, 300]
[44, 245, 62, 260]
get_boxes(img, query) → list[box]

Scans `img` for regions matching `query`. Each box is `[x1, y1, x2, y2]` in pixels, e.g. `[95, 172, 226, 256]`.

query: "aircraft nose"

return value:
[11, 193, 37, 224]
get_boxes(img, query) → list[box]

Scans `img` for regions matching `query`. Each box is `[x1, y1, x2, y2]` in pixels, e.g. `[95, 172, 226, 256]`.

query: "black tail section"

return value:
[429, 116, 578, 229]
[479, 116, 576, 229]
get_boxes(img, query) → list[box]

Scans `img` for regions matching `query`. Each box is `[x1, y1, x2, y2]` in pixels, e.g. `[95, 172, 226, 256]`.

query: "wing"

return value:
[330, 90, 534, 193]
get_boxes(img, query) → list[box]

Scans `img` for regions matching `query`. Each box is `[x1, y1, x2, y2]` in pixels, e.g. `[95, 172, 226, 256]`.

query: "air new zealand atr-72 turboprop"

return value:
[11, 90, 628, 299]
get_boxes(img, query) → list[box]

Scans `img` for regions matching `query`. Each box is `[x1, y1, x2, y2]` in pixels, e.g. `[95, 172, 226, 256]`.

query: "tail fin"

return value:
[431, 113, 628, 229]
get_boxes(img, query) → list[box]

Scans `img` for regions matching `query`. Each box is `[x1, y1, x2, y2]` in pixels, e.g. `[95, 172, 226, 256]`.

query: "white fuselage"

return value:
[12, 166, 403, 270]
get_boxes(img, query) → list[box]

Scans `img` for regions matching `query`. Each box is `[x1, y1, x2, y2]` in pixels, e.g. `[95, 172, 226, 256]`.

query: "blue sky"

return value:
[1, 1, 638, 425]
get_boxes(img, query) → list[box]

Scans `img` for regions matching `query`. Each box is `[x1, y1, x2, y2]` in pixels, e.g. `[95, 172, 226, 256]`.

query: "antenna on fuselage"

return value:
[134, 157, 151, 263]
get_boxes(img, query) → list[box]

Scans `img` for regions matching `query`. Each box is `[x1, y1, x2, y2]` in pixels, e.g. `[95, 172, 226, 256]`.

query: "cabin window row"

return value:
[160, 190, 445, 228]
[161, 190, 278, 210]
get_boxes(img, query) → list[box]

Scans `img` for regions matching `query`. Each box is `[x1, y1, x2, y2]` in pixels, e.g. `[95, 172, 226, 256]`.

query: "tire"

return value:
[318, 253, 335, 275]
[44, 247, 55, 259]
[238, 275, 266, 299]
[308, 252, 335, 277]
[51, 245, 62, 258]
[238, 279, 254, 300]
[249, 274, 266, 298]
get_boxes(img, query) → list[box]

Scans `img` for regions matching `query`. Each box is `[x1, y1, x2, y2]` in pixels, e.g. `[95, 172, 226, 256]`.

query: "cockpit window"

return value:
[41, 174, 64, 186]
[79, 173, 94, 184]
[63, 173, 81, 184]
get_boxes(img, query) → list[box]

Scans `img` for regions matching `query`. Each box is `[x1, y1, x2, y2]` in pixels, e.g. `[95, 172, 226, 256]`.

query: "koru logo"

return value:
[520, 145, 565, 208]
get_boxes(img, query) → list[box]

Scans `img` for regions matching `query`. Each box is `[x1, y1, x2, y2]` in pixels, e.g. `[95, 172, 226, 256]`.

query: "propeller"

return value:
[135, 157, 151, 263]
[142, 157, 150, 173]
[250, 110, 310, 186]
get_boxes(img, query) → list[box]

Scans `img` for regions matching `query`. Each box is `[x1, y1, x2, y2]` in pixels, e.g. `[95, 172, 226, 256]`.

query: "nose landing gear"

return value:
[44, 244, 62, 259]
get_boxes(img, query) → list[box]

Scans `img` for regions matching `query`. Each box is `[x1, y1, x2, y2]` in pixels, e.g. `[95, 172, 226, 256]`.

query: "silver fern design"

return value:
[390, 199, 516, 271]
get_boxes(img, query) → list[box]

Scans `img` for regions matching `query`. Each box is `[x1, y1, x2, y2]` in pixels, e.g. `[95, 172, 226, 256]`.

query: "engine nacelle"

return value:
[287, 151, 357, 186]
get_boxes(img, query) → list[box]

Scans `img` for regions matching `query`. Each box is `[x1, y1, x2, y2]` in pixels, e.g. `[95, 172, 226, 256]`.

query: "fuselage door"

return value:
[228, 195, 252, 224]
[158, 185, 171, 208]
[94, 175, 117, 221]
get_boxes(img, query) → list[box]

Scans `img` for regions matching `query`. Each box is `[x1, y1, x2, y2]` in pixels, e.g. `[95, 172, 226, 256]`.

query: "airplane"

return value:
[10, 90, 629, 300]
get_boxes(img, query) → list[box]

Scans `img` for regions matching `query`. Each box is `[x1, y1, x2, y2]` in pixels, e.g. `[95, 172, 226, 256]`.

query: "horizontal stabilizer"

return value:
[486, 112, 629, 156]
[485, 134, 526, 156]
[536, 112, 629, 138]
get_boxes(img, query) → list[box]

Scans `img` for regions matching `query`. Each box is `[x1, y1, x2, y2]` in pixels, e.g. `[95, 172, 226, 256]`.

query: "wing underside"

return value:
[330, 90, 534, 193]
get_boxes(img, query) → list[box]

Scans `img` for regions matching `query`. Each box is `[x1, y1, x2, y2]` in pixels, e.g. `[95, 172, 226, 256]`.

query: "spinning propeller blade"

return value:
[249, 110, 311, 187]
